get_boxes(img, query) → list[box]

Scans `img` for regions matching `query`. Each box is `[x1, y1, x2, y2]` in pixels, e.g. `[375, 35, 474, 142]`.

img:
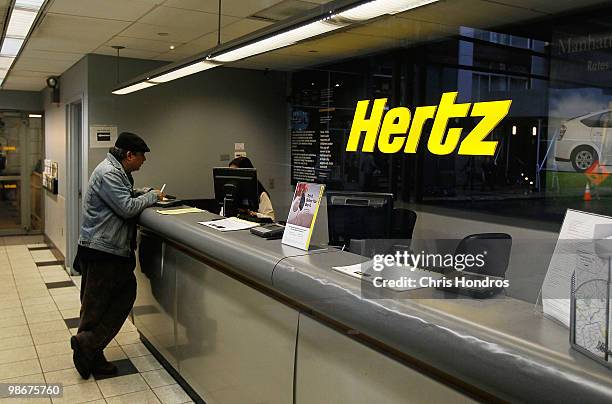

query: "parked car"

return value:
[555, 109, 612, 172]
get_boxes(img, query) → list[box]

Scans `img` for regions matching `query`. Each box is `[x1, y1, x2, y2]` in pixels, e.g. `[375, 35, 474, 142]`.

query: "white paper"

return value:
[542, 209, 612, 327]
[199, 217, 259, 232]
[332, 260, 442, 292]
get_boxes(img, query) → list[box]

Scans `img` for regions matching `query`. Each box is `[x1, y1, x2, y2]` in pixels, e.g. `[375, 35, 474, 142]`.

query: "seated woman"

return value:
[226, 156, 275, 221]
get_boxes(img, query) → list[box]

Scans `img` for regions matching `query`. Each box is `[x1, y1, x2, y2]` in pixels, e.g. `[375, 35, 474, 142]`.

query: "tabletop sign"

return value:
[282, 182, 325, 251]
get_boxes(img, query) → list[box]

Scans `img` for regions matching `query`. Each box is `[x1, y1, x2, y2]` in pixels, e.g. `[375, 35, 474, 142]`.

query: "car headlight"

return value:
[559, 124, 567, 139]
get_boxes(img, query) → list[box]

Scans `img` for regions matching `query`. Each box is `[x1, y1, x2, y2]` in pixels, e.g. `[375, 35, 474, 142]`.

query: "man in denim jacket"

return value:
[71, 132, 163, 379]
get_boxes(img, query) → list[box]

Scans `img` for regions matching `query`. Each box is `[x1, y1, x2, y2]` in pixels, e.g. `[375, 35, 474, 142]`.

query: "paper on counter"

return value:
[542, 209, 612, 327]
[199, 217, 259, 232]
[156, 207, 203, 215]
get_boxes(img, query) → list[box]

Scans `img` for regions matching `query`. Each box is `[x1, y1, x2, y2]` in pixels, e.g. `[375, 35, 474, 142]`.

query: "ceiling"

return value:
[1, 0, 610, 91]
[2, 0, 334, 91]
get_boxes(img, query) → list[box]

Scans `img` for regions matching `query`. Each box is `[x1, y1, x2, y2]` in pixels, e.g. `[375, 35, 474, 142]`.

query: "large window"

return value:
[289, 3, 612, 225]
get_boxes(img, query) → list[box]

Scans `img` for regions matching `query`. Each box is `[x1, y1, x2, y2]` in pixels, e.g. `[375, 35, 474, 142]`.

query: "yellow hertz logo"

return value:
[346, 92, 512, 155]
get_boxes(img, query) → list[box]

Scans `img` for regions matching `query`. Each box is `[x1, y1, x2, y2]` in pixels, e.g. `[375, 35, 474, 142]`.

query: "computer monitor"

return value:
[327, 191, 394, 248]
[213, 167, 259, 217]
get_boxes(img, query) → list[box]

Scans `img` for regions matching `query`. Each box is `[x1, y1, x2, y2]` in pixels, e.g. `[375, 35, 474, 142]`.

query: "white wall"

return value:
[87, 54, 292, 220]
[43, 57, 88, 256]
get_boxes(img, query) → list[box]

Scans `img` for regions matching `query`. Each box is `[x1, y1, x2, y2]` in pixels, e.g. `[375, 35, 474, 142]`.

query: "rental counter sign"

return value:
[346, 91, 512, 156]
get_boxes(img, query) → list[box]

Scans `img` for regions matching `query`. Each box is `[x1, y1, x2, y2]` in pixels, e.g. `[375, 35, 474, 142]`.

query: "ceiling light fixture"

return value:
[113, 0, 438, 95]
[0, 0, 46, 87]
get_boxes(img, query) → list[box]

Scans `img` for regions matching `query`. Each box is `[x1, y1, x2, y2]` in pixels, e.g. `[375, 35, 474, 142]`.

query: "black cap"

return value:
[115, 132, 150, 153]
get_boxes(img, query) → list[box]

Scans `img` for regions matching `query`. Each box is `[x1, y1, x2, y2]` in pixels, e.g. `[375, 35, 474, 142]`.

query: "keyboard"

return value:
[236, 213, 273, 224]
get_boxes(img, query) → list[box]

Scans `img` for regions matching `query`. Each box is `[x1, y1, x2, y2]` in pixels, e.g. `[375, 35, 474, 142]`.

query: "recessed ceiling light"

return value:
[169, 45, 175, 50]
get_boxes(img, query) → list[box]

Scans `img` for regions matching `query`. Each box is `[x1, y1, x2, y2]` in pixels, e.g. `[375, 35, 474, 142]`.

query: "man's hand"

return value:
[151, 190, 165, 201]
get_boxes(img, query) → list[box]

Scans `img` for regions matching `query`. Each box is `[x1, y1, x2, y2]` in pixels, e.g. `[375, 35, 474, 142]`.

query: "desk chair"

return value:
[455, 233, 512, 277]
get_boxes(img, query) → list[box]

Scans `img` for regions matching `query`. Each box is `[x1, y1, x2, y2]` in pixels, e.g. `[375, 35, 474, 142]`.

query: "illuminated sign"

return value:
[1, 146, 16, 151]
[346, 92, 512, 156]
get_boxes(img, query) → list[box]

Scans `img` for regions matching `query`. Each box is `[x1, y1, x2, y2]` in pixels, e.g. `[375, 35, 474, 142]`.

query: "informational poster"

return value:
[89, 125, 118, 149]
[282, 182, 325, 250]
[290, 85, 341, 185]
[542, 209, 612, 327]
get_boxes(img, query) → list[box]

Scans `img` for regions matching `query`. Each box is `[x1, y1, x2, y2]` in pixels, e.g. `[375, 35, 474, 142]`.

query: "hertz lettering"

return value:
[346, 92, 512, 156]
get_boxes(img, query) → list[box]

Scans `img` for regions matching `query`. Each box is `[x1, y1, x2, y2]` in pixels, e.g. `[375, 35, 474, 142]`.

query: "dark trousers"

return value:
[76, 250, 136, 357]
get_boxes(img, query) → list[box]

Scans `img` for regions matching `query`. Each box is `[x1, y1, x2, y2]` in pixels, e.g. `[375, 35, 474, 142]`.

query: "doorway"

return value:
[66, 100, 83, 273]
[0, 112, 44, 235]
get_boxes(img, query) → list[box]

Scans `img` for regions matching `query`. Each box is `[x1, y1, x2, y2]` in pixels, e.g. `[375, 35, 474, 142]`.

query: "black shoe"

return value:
[92, 352, 117, 375]
[70, 336, 92, 379]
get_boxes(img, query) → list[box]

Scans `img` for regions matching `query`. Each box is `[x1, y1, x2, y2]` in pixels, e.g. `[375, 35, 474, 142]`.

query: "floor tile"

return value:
[39, 353, 74, 373]
[0, 359, 41, 380]
[31, 328, 71, 345]
[0, 325, 30, 339]
[25, 310, 62, 324]
[45, 281, 75, 289]
[60, 308, 80, 319]
[20, 296, 54, 307]
[115, 331, 140, 346]
[0, 335, 34, 351]
[36, 341, 72, 358]
[28, 319, 67, 334]
[64, 317, 80, 329]
[0, 396, 52, 403]
[106, 389, 161, 404]
[130, 355, 163, 373]
[94, 358, 138, 381]
[141, 369, 176, 389]
[0, 315, 27, 328]
[51, 381, 102, 403]
[43, 367, 95, 387]
[0, 345, 37, 365]
[96, 373, 148, 398]
[0, 372, 45, 384]
[0, 307, 25, 320]
[103, 347, 127, 362]
[153, 384, 191, 404]
[23, 303, 60, 316]
[121, 343, 150, 358]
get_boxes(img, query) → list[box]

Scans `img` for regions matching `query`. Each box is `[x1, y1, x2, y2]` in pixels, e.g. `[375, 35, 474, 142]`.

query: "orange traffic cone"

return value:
[584, 183, 592, 201]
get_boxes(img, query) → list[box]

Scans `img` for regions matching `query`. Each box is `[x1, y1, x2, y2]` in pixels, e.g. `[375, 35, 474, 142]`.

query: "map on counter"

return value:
[572, 248, 610, 361]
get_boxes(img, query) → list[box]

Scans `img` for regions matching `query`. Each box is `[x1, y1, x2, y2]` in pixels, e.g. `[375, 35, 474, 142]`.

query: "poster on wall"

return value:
[89, 125, 118, 149]
[290, 84, 343, 185]
[282, 182, 325, 251]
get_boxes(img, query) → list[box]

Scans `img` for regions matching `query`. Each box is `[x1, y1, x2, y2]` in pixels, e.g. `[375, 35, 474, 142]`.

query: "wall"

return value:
[87, 54, 292, 220]
[43, 56, 88, 256]
[0, 90, 42, 112]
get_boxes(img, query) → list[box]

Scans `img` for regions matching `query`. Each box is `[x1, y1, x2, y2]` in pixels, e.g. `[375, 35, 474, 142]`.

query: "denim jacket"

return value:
[78, 153, 157, 257]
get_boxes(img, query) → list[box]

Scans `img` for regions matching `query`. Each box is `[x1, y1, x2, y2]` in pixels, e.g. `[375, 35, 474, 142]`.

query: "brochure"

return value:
[282, 182, 325, 250]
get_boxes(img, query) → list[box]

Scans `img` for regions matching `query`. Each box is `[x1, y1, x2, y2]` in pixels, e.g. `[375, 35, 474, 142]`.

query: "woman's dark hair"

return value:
[229, 156, 267, 196]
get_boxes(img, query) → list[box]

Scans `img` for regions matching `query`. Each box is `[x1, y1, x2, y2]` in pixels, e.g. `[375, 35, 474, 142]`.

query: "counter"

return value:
[134, 207, 612, 403]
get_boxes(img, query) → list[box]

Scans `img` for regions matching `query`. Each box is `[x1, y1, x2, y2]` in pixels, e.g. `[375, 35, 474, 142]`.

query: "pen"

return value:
[160, 184, 166, 193]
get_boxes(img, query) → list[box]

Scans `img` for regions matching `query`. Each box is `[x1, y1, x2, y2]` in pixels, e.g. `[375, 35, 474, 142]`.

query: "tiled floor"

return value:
[0, 236, 193, 404]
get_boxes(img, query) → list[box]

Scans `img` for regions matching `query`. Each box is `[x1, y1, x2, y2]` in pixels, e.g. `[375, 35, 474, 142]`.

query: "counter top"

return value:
[139, 207, 612, 403]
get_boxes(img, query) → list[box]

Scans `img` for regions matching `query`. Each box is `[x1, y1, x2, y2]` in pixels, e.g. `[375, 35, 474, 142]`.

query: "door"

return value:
[0, 112, 43, 234]
[66, 100, 83, 272]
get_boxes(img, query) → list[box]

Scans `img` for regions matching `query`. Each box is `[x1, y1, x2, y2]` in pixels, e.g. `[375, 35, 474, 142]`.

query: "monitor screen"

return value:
[213, 168, 259, 217]
[326, 191, 394, 247]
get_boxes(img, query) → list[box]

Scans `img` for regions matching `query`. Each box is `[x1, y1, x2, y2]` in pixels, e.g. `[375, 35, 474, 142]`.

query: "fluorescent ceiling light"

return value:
[28, 114, 42, 118]
[211, 19, 345, 63]
[0, 57, 14, 69]
[15, 0, 45, 10]
[337, 0, 438, 21]
[1, 38, 24, 57]
[112, 81, 157, 95]
[114, 0, 439, 94]
[149, 61, 219, 83]
[6, 9, 37, 38]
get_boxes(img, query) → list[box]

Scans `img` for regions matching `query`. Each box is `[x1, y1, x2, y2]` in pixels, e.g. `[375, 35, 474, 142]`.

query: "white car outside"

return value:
[554, 109, 612, 172]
